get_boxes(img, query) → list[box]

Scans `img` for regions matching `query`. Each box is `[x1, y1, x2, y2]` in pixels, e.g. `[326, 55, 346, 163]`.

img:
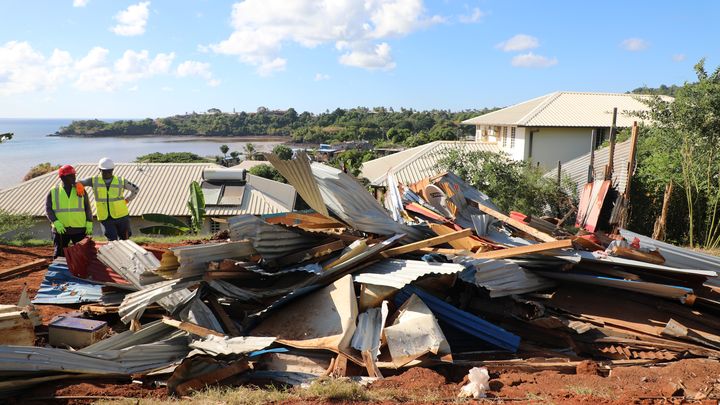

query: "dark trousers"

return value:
[53, 232, 86, 258]
[101, 216, 132, 241]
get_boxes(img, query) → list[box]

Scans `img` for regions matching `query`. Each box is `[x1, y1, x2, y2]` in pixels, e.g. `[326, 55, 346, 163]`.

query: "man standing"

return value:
[46, 165, 93, 258]
[79, 157, 139, 241]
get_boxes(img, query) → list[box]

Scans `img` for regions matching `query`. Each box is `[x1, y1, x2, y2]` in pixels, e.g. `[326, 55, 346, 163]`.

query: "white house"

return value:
[0, 163, 296, 238]
[462, 91, 669, 170]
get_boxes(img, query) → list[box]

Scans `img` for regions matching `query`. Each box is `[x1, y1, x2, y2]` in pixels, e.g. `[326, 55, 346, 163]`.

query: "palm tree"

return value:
[244, 143, 256, 160]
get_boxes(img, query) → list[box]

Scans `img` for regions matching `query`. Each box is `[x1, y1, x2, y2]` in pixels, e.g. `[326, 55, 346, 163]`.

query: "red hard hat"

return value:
[58, 165, 76, 178]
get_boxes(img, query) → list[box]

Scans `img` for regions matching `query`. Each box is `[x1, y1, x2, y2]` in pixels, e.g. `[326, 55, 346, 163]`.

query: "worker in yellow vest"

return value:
[46, 165, 93, 258]
[79, 158, 139, 241]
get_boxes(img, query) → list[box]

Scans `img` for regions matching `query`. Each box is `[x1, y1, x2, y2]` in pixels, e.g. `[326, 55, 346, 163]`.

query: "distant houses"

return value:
[461, 91, 670, 170]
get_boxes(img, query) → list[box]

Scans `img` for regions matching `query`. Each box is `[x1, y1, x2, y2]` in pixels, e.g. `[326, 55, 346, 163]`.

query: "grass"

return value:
[94, 378, 461, 405]
[1, 234, 210, 248]
[1, 238, 53, 247]
[565, 384, 613, 399]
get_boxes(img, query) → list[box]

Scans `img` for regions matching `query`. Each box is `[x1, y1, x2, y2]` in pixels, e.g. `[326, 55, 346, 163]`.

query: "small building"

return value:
[360, 141, 500, 187]
[0, 163, 296, 239]
[462, 91, 669, 170]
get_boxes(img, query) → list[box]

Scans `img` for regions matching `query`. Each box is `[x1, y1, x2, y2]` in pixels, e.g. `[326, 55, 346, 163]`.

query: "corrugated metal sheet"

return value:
[97, 240, 163, 287]
[228, 214, 322, 258]
[458, 259, 554, 297]
[32, 261, 104, 304]
[353, 259, 465, 289]
[463, 92, 672, 127]
[544, 139, 632, 195]
[620, 229, 720, 274]
[119, 278, 198, 323]
[266, 152, 329, 217]
[169, 241, 256, 278]
[395, 285, 521, 352]
[0, 162, 289, 218]
[553, 250, 717, 278]
[536, 271, 693, 301]
[311, 163, 426, 240]
[0, 163, 217, 217]
[363, 141, 501, 187]
[189, 335, 276, 356]
[350, 303, 388, 359]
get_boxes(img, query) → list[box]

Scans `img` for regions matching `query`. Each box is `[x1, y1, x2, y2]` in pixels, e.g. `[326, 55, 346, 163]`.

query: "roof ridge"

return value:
[517, 91, 562, 125]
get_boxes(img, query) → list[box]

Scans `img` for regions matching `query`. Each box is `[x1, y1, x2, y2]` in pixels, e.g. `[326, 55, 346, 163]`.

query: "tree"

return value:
[244, 143, 256, 160]
[23, 162, 60, 181]
[207, 108, 222, 114]
[135, 152, 209, 163]
[635, 59, 720, 248]
[230, 151, 241, 160]
[249, 164, 286, 183]
[219, 144, 230, 157]
[272, 144, 293, 160]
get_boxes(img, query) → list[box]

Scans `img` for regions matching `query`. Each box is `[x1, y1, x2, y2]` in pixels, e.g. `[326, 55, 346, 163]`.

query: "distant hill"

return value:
[627, 84, 681, 97]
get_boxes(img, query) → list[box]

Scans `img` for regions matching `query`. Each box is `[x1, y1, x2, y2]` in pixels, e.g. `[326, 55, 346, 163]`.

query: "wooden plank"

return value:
[0, 258, 48, 279]
[418, 247, 471, 255]
[361, 350, 383, 378]
[275, 239, 346, 267]
[162, 316, 225, 338]
[473, 239, 573, 259]
[472, 202, 557, 243]
[331, 354, 348, 377]
[572, 236, 605, 252]
[175, 361, 250, 396]
[208, 297, 242, 337]
[380, 229, 472, 258]
[428, 223, 488, 251]
[612, 246, 665, 265]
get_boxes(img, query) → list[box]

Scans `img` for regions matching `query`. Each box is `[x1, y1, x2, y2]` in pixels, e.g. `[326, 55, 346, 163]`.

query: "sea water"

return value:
[0, 118, 282, 189]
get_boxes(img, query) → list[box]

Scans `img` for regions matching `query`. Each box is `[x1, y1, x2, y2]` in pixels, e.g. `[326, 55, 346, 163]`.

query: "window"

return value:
[510, 127, 516, 148]
[502, 127, 507, 147]
[210, 220, 221, 233]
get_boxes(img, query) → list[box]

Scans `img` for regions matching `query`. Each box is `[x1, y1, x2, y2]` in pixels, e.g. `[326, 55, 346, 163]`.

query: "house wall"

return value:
[527, 127, 594, 170]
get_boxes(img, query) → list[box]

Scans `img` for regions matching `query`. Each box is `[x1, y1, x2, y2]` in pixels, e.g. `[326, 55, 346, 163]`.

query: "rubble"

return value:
[3, 154, 720, 401]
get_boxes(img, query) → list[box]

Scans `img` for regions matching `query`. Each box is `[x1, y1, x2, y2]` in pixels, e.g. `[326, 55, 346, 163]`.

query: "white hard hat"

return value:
[98, 157, 115, 170]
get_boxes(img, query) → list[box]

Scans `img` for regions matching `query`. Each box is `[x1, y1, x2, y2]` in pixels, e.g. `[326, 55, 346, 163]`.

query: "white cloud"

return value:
[111, 1, 150, 36]
[459, 7, 485, 24]
[208, 0, 442, 74]
[73, 0, 89, 7]
[0, 41, 212, 95]
[672, 53, 686, 62]
[176, 60, 220, 86]
[620, 38, 648, 52]
[340, 42, 396, 70]
[314, 73, 330, 81]
[511, 52, 558, 68]
[496, 34, 539, 52]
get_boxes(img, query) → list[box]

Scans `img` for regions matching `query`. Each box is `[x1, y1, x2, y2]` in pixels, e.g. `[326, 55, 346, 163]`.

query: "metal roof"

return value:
[32, 261, 104, 305]
[462, 92, 673, 128]
[361, 141, 501, 187]
[353, 259, 466, 289]
[544, 139, 632, 195]
[0, 163, 292, 217]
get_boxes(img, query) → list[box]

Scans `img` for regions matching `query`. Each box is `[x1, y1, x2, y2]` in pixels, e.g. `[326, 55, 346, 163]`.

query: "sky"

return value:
[0, 0, 718, 118]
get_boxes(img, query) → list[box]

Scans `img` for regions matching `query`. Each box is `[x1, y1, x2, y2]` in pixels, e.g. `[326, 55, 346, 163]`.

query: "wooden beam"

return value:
[0, 258, 48, 279]
[428, 223, 489, 251]
[361, 350, 383, 378]
[275, 239, 346, 266]
[471, 202, 557, 242]
[380, 229, 472, 258]
[473, 239, 573, 259]
[162, 316, 225, 338]
[208, 297, 242, 337]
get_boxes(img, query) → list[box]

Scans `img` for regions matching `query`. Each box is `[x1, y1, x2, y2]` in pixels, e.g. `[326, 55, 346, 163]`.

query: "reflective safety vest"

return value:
[92, 176, 129, 221]
[51, 185, 87, 228]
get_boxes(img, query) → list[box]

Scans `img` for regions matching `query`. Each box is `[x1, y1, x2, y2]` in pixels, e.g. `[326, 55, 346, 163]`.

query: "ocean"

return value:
[0, 119, 283, 189]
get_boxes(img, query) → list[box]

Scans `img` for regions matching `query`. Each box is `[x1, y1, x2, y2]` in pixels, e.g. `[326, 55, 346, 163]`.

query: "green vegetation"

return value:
[272, 144, 293, 160]
[628, 84, 681, 97]
[135, 152, 210, 163]
[23, 162, 60, 181]
[629, 59, 720, 248]
[330, 149, 378, 177]
[56, 107, 496, 147]
[0, 210, 36, 242]
[438, 149, 576, 218]
[248, 164, 287, 183]
[140, 181, 206, 236]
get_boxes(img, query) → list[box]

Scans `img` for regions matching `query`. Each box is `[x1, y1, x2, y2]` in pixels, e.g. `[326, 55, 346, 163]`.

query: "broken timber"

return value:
[471, 202, 557, 242]
[0, 258, 49, 279]
[380, 229, 472, 258]
[473, 239, 573, 259]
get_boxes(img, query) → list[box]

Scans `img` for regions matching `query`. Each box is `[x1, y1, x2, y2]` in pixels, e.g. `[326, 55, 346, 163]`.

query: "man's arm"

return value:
[46, 192, 57, 222]
[78, 178, 93, 187]
[83, 193, 92, 221]
[124, 179, 139, 202]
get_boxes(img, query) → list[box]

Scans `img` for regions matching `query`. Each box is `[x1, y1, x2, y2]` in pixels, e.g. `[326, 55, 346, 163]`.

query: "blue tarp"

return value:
[32, 262, 104, 304]
[395, 285, 521, 352]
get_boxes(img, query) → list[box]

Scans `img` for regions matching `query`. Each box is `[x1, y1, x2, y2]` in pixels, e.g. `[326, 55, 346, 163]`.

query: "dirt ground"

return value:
[4, 243, 720, 404]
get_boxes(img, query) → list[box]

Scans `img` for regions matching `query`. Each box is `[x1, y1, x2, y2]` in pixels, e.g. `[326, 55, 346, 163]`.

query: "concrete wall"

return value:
[526, 127, 594, 170]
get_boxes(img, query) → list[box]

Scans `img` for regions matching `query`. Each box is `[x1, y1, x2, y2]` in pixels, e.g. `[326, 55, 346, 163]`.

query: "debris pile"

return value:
[3, 151, 720, 398]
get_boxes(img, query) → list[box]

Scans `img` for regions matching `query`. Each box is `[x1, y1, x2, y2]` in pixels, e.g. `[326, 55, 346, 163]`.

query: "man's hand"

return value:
[53, 220, 66, 234]
[85, 222, 93, 235]
[125, 198, 129, 205]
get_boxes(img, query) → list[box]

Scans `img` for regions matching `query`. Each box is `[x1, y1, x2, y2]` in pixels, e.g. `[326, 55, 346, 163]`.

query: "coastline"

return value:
[48, 133, 292, 142]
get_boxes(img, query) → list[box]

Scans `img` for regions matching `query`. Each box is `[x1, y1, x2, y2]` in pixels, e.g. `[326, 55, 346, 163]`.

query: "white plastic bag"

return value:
[458, 367, 490, 399]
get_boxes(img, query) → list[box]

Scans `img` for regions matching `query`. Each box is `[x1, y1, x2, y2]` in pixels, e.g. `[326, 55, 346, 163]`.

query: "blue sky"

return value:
[0, 0, 717, 118]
